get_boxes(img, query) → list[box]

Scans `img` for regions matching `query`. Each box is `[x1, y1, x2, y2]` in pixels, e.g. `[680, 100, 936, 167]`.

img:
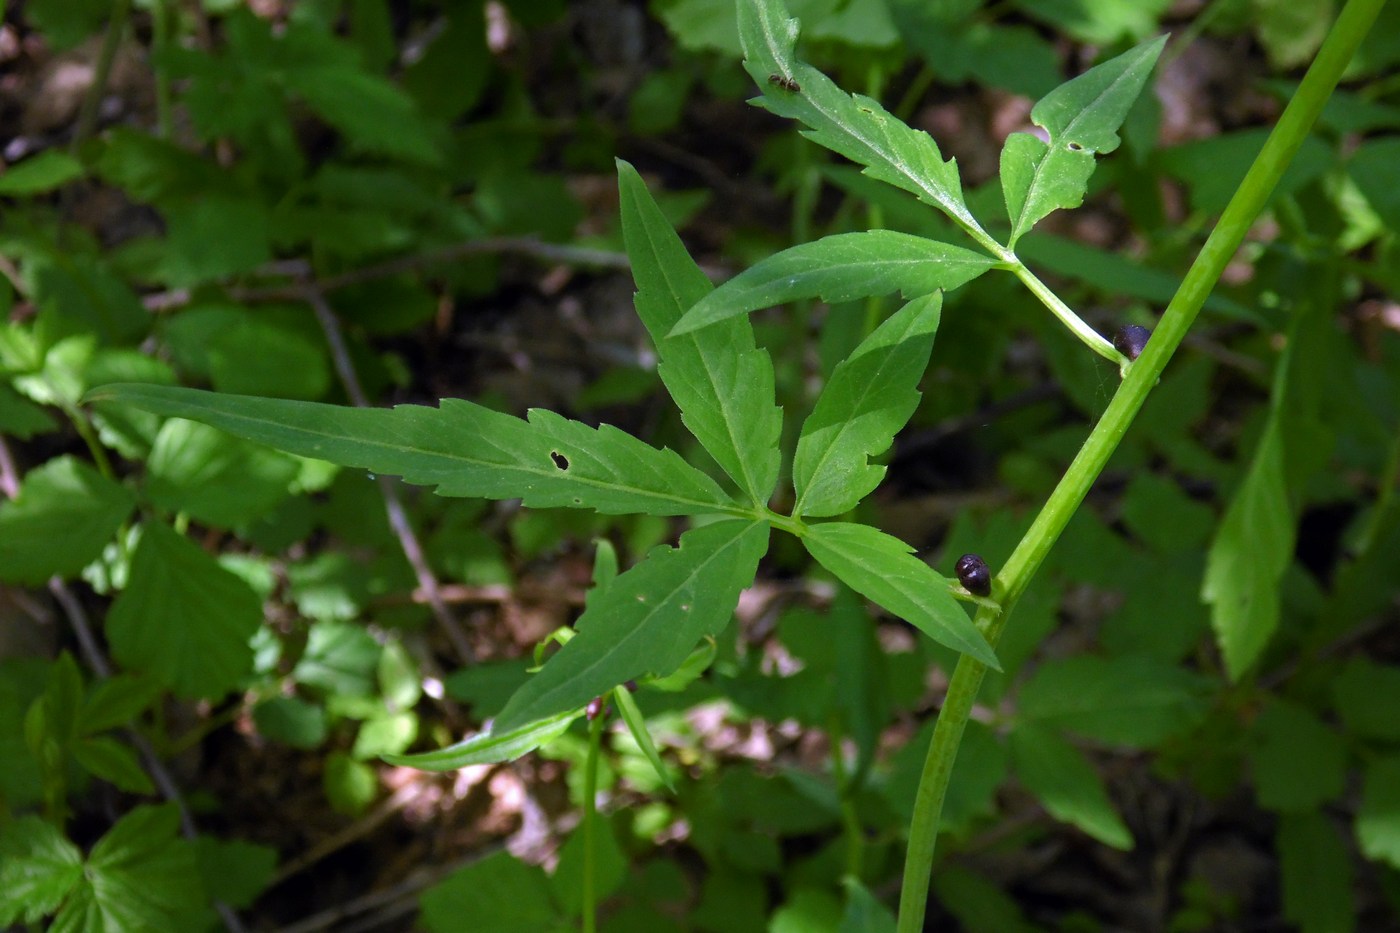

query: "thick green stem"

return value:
[894, 1, 1386, 929]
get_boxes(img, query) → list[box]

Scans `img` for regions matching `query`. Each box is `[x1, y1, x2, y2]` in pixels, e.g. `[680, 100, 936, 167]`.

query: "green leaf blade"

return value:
[1001, 35, 1166, 245]
[1017, 655, 1210, 748]
[1010, 724, 1133, 850]
[673, 231, 993, 334]
[85, 383, 738, 517]
[618, 160, 782, 505]
[613, 686, 676, 793]
[794, 293, 941, 517]
[1201, 420, 1291, 680]
[0, 456, 135, 585]
[495, 519, 770, 732]
[107, 523, 263, 700]
[801, 522, 998, 668]
[383, 709, 581, 771]
[1357, 755, 1400, 870]
[1278, 812, 1355, 933]
[0, 817, 83, 926]
[735, 0, 979, 234]
[56, 804, 203, 933]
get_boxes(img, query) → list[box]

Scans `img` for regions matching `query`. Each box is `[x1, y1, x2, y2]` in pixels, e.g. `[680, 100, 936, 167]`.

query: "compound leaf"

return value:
[53, 805, 203, 933]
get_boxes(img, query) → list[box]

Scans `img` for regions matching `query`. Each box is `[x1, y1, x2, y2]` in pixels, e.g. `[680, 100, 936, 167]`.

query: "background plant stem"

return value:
[582, 711, 605, 933]
[894, 0, 1388, 928]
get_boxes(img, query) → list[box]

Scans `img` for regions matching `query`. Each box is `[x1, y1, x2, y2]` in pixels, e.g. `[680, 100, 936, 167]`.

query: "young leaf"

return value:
[613, 685, 676, 793]
[794, 293, 941, 517]
[618, 160, 781, 506]
[735, 0, 984, 237]
[672, 232, 993, 334]
[85, 383, 739, 518]
[801, 522, 998, 668]
[494, 519, 769, 733]
[1000, 36, 1166, 247]
[1009, 724, 1133, 850]
[382, 709, 581, 771]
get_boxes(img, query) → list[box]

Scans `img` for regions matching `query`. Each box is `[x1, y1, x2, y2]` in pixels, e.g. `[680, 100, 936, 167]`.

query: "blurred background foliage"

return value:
[1, 0, 1399, 930]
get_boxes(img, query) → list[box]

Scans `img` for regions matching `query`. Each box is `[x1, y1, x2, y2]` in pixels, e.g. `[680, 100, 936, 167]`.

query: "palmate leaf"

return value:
[494, 519, 769, 732]
[617, 160, 781, 506]
[84, 383, 739, 518]
[1000, 36, 1166, 247]
[735, 0, 981, 235]
[672, 231, 994, 334]
[801, 522, 998, 668]
[794, 293, 940, 517]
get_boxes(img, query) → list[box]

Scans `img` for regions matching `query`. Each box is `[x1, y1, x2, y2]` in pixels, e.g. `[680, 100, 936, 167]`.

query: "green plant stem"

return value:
[152, 0, 174, 139]
[582, 711, 605, 933]
[953, 214, 1126, 367]
[71, 0, 134, 152]
[1010, 261, 1127, 367]
[894, 1, 1386, 929]
[829, 715, 865, 879]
